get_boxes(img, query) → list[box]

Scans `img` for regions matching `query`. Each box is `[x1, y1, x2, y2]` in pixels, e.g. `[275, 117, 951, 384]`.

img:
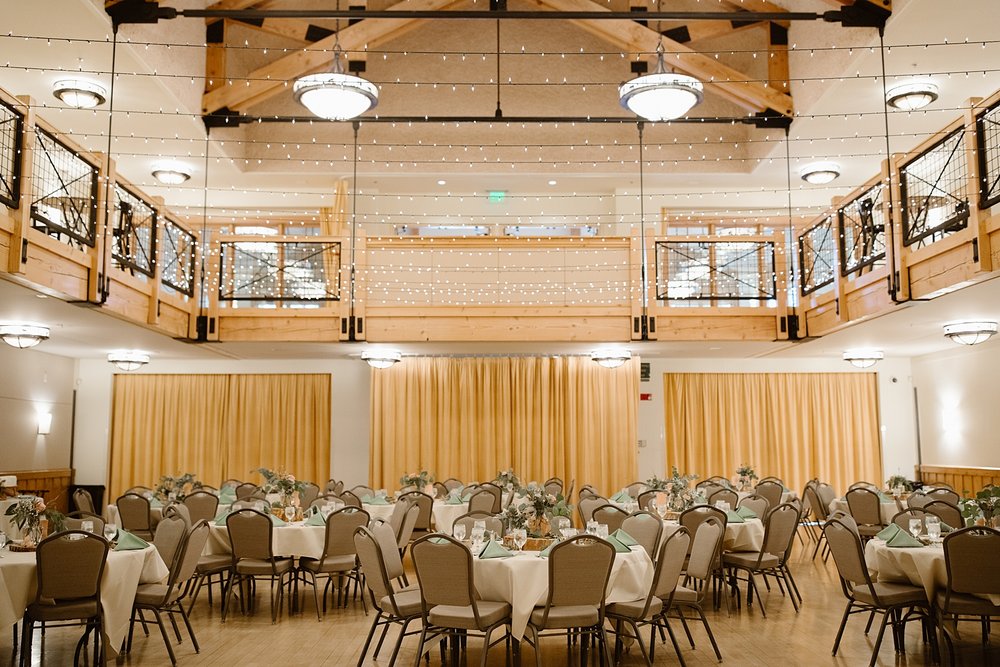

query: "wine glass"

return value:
[908, 518, 922, 539]
[453, 523, 467, 542]
[104, 522, 118, 542]
[0, 531, 7, 558]
[283, 505, 296, 523]
[512, 528, 527, 552]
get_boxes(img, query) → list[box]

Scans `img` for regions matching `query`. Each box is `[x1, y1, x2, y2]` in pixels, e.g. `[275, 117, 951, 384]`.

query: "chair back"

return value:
[339, 490, 363, 508]
[299, 482, 321, 508]
[221, 479, 242, 489]
[63, 511, 106, 534]
[905, 491, 930, 509]
[922, 500, 962, 528]
[591, 504, 629, 534]
[759, 476, 783, 485]
[411, 534, 476, 609]
[234, 482, 260, 500]
[824, 516, 875, 590]
[478, 482, 503, 513]
[34, 531, 109, 605]
[925, 487, 961, 505]
[117, 492, 152, 533]
[443, 478, 464, 491]
[231, 499, 266, 511]
[371, 520, 406, 580]
[847, 481, 876, 491]
[577, 496, 607, 524]
[352, 485, 375, 500]
[543, 477, 563, 491]
[708, 488, 739, 509]
[624, 482, 645, 498]
[163, 502, 192, 528]
[942, 527, 1000, 595]
[697, 483, 725, 500]
[621, 511, 663, 560]
[453, 511, 503, 538]
[467, 490, 495, 514]
[398, 491, 434, 531]
[762, 502, 799, 561]
[679, 505, 727, 542]
[126, 486, 153, 495]
[321, 507, 370, 559]
[153, 514, 189, 567]
[804, 484, 829, 522]
[816, 482, 837, 508]
[355, 526, 398, 612]
[845, 487, 884, 526]
[324, 479, 339, 493]
[636, 490, 657, 511]
[73, 488, 96, 514]
[226, 509, 274, 562]
[738, 495, 769, 518]
[432, 482, 449, 499]
[310, 493, 342, 510]
[183, 490, 220, 524]
[387, 497, 411, 533]
[578, 485, 598, 501]
[653, 527, 691, 601]
[686, 517, 723, 581]
[754, 481, 783, 509]
[170, 520, 211, 590]
[891, 508, 929, 530]
[540, 535, 614, 619]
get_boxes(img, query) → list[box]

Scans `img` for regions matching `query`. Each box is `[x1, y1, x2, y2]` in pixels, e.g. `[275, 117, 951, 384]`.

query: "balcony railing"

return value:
[218, 238, 341, 302]
[112, 183, 157, 278]
[900, 128, 970, 249]
[29, 128, 98, 248]
[977, 99, 1000, 209]
[0, 98, 22, 209]
[838, 183, 886, 278]
[655, 238, 777, 302]
[161, 217, 196, 296]
[798, 215, 836, 296]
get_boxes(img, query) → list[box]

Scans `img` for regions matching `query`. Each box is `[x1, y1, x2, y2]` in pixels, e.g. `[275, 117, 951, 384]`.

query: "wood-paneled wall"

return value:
[0, 468, 73, 512]
[917, 465, 1000, 497]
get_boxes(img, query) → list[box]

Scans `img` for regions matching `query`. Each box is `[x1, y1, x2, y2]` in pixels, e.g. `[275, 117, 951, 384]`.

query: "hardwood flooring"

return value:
[4, 535, 999, 666]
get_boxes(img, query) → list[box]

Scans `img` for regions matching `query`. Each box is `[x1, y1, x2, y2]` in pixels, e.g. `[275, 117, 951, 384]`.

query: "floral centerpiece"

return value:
[154, 472, 202, 502]
[4, 496, 64, 547]
[501, 504, 528, 532]
[493, 468, 522, 492]
[885, 474, 913, 494]
[256, 467, 305, 507]
[735, 464, 758, 491]
[960, 485, 1000, 527]
[399, 470, 434, 490]
[517, 482, 572, 537]
[654, 467, 703, 512]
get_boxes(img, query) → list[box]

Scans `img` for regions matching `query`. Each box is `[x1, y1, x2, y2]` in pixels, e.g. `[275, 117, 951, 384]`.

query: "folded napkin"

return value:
[886, 530, 922, 548]
[479, 540, 514, 559]
[214, 512, 232, 526]
[446, 495, 464, 505]
[462, 494, 472, 502]
[725, 510, 745, 524]
[305, 512, 327, 526]
[362, 495, 389, 505]
[429, 536, 450, 544]
[877, 493, 893, 503]
[270, 514, 288, 526]
[604, 535, 632, 553]
[610, 491, 632, 503]
[611, 528, 638, 547]
[736, 506, 758, 519]
[876, 524, 901, 541]
[941, 522, 956, 533]
[149, 498, 164, 508]
[538, 542, 556, 558]
[114, 529, 149, 551]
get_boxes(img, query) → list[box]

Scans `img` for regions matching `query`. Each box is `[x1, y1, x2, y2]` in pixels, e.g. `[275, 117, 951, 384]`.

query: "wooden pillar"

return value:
[8, 96, 35, 275]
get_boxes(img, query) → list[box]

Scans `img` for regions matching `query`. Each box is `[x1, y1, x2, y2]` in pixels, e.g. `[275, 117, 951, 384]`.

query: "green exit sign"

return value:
[487, 190, 506, 203]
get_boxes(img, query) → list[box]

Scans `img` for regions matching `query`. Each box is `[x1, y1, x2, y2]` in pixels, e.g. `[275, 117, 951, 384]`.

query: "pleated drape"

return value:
[663, 372, 882, 495]
[370, 356, 638, 492]
[109, 373, 330, 499]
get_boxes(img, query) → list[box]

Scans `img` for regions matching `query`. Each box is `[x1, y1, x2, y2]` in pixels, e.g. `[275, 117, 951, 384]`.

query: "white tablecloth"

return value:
[662, 518, 764, 553]
[864, 539, 1000, 606]
[473, 546, 653, 639]
[737, 490, 798, 505]
[829, 498, 900, 525]
[432, 501, 470, 532]
[205, 523, 328, 560]
[0, 544, 168, 656]
[362, 503, 395, 522]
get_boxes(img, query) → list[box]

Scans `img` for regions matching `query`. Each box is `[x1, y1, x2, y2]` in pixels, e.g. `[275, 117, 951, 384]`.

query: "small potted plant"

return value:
[735, 464, 758, 492]
[885, 474, 912, 497]
[960, 486, 1000, 527]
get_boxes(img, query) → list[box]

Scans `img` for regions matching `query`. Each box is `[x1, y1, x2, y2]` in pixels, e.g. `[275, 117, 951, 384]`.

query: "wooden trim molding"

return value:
[0, 468, 73, 513]
[916, 464, 1000, 497]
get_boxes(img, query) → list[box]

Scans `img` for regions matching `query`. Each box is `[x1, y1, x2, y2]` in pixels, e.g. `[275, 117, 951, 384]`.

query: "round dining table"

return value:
[661, 517, 765, 553]
[829, 497, 901, 524]
[362, 500, 471, 532]
[205, 522, 328, 560]
[0, 543, 168, 658]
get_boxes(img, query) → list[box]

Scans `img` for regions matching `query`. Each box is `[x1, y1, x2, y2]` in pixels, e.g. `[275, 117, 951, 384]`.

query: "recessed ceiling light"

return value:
[52, 79, 107, 109]
[151, 162, 192, 185]
[800, 162, 841, 185]
[437, 180, 447, 186]
[547, 180, 557, 186]
[842, 350, 884, 368]
[886, 81, 939, 111]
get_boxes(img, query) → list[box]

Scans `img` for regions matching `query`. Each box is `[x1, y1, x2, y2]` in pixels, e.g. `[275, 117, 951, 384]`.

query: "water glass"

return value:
[585, 519, 599, 535]
[596, 524, 609, 539]
[908, 518, 922, 539]
[512, 528, 527, 552]
[81, 520, 95, 534]
[283, 505, 296, 523]
[453, 523, 467, 542]
[926, 516, 941, 541]
[0, 531, 7, 557]
[104, 523, 118, 542]
[559, 527, 577, 540]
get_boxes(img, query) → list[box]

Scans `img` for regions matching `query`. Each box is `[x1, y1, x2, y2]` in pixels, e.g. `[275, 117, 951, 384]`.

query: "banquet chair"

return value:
[310, 493, 342, 510]
[127, 520, 210, 665]
[183, 490, 220, 524]
[163, 502, 192, 529]
[352, 485, 375, 500]
[63, 511, 105, 534]
[299, 482, 321, 508]
[845, 487, 886, 541]
[153, 514, 189, 573]
[453, 511, 503, 539]
[925, 487, 961, 505]
[577, 485, 598, 500]
[625, 481, 645, 498]
[922, 500, 963, 529]
[592, 504, 630, 534]
[664, 517, 725, 662]
[467, 489, 496, 515]
[759, 476, 783, 485]
[299, 507, 370, 618]
[805, 483, 834, 560]
[525, 535, 615, 667]
[722, 502, 801, 617]
[387, 497, 412, 534]
[443, 477, 464, 492]
[478, 482, 504, 513]
[233, 483, 259, 500]
[607, 528, 690, 667]
[906, 491, 931, 510]
[754, 481, 784, 510]
[621, 511, 663, 561]
[543, 476, 563, 495]
[231, 499, 266, 511]
[695, 480, 724, 496]
[398, 491, 434, 537]
[323, 479, 340, 494]
[577, 496, 607, 525]
[432, 482, 449, 499]
[823, 516, 936, 667]
[411, 534, 512, 667]
[371, 520, 411, 589]
[707, 488, 739, 510]
[636, 490, 658, 511]
[890, 508, 930, 531]
[339, 490, 363, 508]
[72, 487, 97, 515]
[127, 485, 154, 495]
[354, 526, 424, 667]
[117, 492, 155, 540]
[394, 504, 421, 576]
[937, 526, 1000, 660]
[737, 495, 769, 520]
[221, 479, 242, 489]
[223, 509, 295, 623]
[679, 505, 728, 548]
[848, 481, 877, 491]
[19, 531, 110, 667]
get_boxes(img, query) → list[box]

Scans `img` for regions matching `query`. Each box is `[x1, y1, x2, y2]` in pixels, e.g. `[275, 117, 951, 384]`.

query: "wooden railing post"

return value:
[8, 95, 35, 275]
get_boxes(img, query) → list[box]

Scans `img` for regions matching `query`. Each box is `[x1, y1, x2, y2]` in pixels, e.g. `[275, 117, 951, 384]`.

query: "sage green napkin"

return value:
[538, 542, 556, 558]
[604, 535, 631, 553]
[610, 491, 631, 503]
[270, 514, 287, 526]
[611, 528, 638, 547]
[219, 489, 237, 504]
[941, 522, 955, 533]
[363, 496, 389, 505]
[736, 506, 758, 519]
[305, 512, 326, 526]
[725, 510, 745, 524]
[429, 536, 450, 544]
[214, 512, 232, 526]
[886, 530, 922, 548]
[479, 540, 514, 559]
[446, 495, 464, 505]
[876, 524, 900, 541]
[149, 498, 164, 508]
[114, 529, 149, 551]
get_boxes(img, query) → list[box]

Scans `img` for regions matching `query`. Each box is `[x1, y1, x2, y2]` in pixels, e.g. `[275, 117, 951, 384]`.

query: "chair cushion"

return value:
[428, 600, 510, 630]
[722, 551, 780, 569]
[935, 590, 1000, 615]
[857, 525, 883, 537]
[26, 600, 99, 622]
[196, 554, 232, 573]
[235, 557, 293, 575]
[133, 583, 183, 606]
[852, 582, 927, 606]
[299, 554, 357, 574]
[607, 597, 662, 621]
[529, 605, 600, 629]
[379, 588, 423, 617]
[668, 586, 699, 604]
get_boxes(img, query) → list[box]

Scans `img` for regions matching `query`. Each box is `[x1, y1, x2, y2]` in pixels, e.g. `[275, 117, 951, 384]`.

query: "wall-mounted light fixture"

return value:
[37, 412, 52, 435]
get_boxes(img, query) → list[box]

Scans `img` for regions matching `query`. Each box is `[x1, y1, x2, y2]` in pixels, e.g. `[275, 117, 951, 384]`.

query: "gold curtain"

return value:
[663, 372, 882, 495]
[370, 356, 638, 493]
[109, 373, 330, 499]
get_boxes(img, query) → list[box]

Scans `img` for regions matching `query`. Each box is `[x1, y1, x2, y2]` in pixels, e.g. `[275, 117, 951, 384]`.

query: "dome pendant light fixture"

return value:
[619, 42, 703, 122]
[52, 79, 107, 109]
[800, 162, 841, 185]
[886, 81, 939, 111]
[294, 43, 378, 121]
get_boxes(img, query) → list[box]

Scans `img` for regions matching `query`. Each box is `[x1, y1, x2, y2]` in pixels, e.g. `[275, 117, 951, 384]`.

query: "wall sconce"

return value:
[37, 412, 52, 435]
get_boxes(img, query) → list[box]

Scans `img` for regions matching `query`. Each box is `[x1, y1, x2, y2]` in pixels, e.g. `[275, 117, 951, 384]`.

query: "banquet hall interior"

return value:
[2, 0, 1000, 664]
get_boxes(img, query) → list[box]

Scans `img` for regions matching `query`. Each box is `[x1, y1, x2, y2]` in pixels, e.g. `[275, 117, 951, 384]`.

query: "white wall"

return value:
[911, 339, 1000, 469]
[73, 357, 371, 487]
[635, 356, 918, 485]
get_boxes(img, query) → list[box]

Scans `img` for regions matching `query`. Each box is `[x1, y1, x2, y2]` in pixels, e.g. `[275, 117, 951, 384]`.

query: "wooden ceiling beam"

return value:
[721, 0, 791, 21]
[767, 21, 790, 97]
[658, 19, 765, 46]
[203, 0, 462, 114]
[535, 0, 794, 116]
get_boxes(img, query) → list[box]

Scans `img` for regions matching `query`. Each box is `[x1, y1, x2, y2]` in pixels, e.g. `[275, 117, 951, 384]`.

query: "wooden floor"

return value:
[4, 534, 999, 666]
